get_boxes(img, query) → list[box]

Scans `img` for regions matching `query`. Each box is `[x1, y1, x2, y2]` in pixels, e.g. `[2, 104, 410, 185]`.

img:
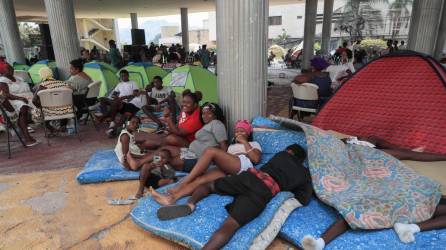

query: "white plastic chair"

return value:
[37, 88, 80, 145]
[14, 70, 32, 83]
[291, 82, 319, 120]
[82, 80, 101, 127]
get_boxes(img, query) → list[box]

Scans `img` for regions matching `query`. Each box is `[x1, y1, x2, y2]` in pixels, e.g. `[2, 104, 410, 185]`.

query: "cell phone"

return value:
[153, 155, 161, 163]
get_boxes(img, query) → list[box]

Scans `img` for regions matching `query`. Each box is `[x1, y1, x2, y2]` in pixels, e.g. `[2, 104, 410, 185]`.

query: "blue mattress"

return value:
[77, 149, 186, 184]
[280, 198, 446, 250]
[130, 184, 296, 250]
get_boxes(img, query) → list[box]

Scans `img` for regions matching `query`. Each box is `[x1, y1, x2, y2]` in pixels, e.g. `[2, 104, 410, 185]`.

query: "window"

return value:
[269, 16, 282, 26]
[296, 16, 303, 19]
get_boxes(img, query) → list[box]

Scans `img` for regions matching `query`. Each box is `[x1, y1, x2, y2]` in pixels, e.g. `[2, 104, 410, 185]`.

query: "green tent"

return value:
[84, 61, 119, 97]
[163, 65, 218, 104]
[28, 60, 57, 84]
[13, 62, 30, 71]
[118, 62, 167, 88]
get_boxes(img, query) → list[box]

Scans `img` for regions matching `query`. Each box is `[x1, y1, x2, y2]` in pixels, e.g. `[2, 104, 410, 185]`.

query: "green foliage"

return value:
[273, 29, 291, 44]
[360, 38, 387, 49]
[18, 22, 40, 47]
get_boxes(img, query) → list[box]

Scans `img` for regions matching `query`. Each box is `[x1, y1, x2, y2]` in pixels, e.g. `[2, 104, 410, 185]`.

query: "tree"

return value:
[18, 22, 40, 47]
[273, 29, 291, 45]
[334, 0, 388, 41]
[387, 0, 413, 38]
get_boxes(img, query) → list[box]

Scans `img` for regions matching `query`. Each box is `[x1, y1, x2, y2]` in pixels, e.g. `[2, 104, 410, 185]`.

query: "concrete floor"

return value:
[0, 85, 296, 249]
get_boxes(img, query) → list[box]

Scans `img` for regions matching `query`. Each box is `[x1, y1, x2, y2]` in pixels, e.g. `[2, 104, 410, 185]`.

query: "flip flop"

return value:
[25, 141, 40, 147]
[107, 198, 135, 205]
[157, 204, 193, 221]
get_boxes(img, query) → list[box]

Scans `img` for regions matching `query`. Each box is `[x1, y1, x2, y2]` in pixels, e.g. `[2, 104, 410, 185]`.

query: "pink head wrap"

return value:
[235, 120, 253, 135]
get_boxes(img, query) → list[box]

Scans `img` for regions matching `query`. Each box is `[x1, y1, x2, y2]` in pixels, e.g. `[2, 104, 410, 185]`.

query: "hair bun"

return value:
[195, 91, 203, 102]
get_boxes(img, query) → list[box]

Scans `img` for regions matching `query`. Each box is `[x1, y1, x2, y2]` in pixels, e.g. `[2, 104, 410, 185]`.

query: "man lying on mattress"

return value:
[155, 144, 313, 250]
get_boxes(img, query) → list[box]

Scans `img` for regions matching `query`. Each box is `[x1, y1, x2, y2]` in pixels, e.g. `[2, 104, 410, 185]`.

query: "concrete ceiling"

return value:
[14, 0, 304, 20]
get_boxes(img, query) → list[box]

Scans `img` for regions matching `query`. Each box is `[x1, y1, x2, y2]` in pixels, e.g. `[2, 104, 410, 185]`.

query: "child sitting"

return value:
[135, 149, 177, 198]
[114, 116, 145, 170]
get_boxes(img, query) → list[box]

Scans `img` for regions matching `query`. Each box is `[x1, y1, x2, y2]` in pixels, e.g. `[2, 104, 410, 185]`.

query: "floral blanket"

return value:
[270, 116, 442, 230]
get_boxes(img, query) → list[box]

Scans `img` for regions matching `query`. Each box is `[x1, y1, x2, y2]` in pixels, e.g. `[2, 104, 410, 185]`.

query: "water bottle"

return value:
[67, 119, 75, 135]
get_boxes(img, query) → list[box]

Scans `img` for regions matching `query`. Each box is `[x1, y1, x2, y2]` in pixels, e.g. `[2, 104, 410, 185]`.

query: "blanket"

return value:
[270, 116, 442, 229]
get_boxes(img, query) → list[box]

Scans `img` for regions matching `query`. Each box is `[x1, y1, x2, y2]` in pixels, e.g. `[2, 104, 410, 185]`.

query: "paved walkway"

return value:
[0, 85, 292, 174]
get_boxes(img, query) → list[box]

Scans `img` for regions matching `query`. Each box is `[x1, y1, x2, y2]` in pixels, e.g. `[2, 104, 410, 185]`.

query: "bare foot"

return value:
[149, 187, 175, 206]
[135, 192, 144, 199]
[126, 152, 140, 170]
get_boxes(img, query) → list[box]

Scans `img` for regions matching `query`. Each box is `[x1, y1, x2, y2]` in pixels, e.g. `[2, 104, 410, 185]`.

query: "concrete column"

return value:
[216, 0, 268, 130]
[44, 0, 81, 80]
[434, 2, 446, 59]
[0, 0, 26, 64]
[130, 13, 138, 29]
[302, 0, 318, 70]
[180, 8, 189, 53]
[407, 0, 443, 55]
[321, 0, 334, 55]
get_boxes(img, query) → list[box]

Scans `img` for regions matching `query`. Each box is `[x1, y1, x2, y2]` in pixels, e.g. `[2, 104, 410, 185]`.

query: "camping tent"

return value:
[28, 60, 57, 84]
[313, 51, 446, 154]
[163, 65, 218, 104]
[13, 62, 29, 71]
[84, 61, 119, 97]
[118, 62, 167, 88]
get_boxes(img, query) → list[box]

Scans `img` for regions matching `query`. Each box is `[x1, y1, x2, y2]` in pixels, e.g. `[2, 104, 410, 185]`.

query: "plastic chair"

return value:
[290, 82, 319, 120]
[82, 80, 101, 128]
[14, 70, 32, 84]
[0, 104, 26, 158]
[37, 88, 80, 145]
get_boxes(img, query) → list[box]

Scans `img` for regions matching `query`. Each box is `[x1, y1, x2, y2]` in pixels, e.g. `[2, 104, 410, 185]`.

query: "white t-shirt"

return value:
[227, 141, 262, 155]
[0, 76, 31, 95]
[150, 87, 172, 103]
[113, 81, 138, 97]
[129, 94, 147, 109]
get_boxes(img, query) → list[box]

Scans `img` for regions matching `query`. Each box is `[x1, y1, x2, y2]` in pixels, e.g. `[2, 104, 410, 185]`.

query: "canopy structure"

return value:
[163, 65, 218, 104]
[84, 61, 119, 97]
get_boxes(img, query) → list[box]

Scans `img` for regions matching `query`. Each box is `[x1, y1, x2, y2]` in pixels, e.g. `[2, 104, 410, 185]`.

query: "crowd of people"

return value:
[2, 36, 446, 249]
[79, 40, 216, 71]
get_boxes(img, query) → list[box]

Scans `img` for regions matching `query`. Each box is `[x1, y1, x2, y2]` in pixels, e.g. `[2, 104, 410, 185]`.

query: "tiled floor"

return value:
[0, 85, 292, 174]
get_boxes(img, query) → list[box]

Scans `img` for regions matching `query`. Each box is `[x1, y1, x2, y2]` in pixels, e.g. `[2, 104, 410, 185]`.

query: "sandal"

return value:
[157, 204, 193, 220]
[25, 141, 40, 147]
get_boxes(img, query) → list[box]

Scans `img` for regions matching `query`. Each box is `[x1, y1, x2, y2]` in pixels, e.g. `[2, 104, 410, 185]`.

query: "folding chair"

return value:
[0, 104, 26, 159]
[81, 80, 101, 129]
[37, 88, 80, 145]
[290, 82, 319, 121]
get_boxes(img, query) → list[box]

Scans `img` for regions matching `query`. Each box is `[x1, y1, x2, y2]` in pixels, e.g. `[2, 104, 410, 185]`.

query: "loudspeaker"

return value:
[39, 24, 55, 60]
[131, 29, 146, 45]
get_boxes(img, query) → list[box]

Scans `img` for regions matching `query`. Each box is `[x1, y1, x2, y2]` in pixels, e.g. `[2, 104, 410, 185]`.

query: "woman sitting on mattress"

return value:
[137, 89, 204, 149]
[150, 120, 263, 206]
[127, 102, 228, 172]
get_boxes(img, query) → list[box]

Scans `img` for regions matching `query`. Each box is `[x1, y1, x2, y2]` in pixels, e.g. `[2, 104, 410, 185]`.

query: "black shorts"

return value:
[213, 171, 273, 226]
[120, 103, 140, 115]
[143, 174, 162, 189]
[183, 158, 198, 173]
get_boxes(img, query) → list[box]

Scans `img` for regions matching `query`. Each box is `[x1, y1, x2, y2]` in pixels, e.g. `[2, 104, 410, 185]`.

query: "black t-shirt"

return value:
[260, 151, 313, 205]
